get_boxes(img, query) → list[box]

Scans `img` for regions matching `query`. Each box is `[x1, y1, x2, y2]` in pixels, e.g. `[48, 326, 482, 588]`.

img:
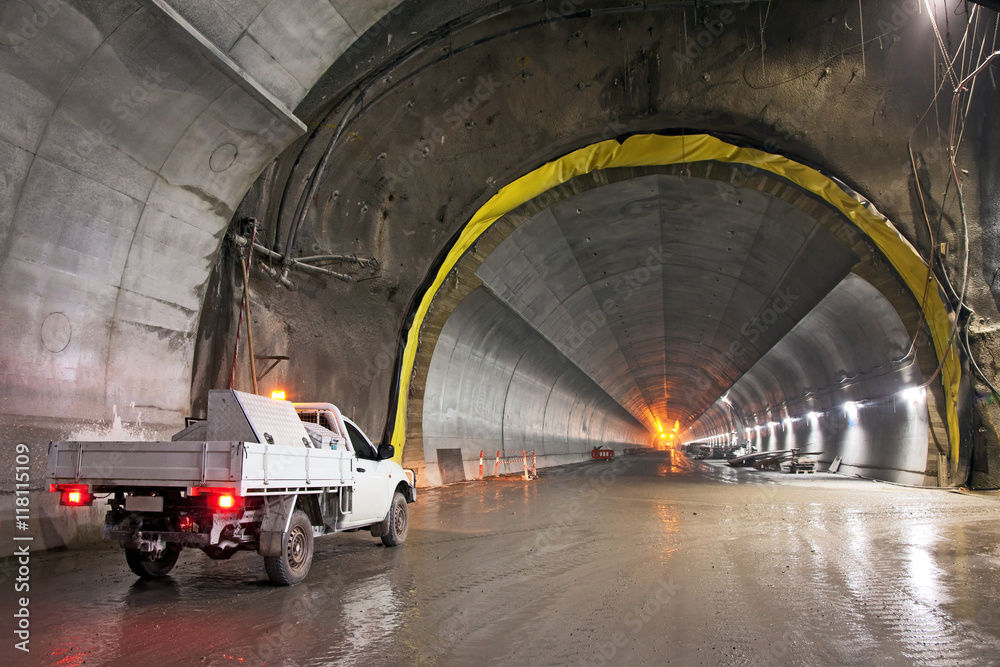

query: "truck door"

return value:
[343, 419, 391, 524]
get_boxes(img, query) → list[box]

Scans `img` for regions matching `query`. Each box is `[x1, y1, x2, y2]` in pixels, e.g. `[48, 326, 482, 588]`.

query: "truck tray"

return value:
[47, 440, 354, 495]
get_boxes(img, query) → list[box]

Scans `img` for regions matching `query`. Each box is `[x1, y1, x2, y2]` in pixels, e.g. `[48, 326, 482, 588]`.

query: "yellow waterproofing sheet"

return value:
[391, 134, 961, 470]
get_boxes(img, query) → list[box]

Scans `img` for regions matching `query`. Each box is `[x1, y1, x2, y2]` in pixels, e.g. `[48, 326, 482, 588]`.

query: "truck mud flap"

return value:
[369, 518, 387, 537]
[258, 494, 298, 558]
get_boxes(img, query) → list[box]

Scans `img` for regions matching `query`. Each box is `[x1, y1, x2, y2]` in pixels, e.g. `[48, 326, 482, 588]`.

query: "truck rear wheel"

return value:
[125, 545, 180, 578]
[264, 510, 313, 585]
[381, 492, 409, 547]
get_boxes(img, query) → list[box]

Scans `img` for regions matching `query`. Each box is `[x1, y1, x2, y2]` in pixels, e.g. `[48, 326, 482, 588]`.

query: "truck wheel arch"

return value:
[396, 481, 416, 503]
[296, 495, 324, 528]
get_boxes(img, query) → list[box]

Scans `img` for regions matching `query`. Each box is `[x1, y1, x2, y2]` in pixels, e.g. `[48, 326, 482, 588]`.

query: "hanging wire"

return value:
[926, 0, 960, 87]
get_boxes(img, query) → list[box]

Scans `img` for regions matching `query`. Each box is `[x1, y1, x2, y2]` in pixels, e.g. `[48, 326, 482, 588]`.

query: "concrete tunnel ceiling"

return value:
[4, 0, 1000, 530]
[466, 172, 863, 432]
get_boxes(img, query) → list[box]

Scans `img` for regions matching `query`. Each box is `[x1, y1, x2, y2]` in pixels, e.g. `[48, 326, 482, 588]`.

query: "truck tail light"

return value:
[191, 487, 241, 511]
[209, 493, 240, 511]
[56, 485, 93, 507]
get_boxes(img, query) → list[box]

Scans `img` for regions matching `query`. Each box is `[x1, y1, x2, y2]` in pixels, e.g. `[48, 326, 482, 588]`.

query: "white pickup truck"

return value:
[45, 390, 416, 585]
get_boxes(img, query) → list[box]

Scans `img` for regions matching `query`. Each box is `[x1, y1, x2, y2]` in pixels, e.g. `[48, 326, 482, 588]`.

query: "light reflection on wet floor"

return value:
[5, 452, 1000, 666]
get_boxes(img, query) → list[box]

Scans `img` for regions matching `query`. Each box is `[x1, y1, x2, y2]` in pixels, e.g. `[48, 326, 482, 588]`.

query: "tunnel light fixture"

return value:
[271, 390, 286, 400]
[843, 402, 859, 420]
[807, 411, 820, 422]
[899, 387, 926, 403]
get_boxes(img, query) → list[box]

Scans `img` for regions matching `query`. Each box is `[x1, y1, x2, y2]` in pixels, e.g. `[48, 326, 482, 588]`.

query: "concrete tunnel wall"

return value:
[2, 0, 1000, 554]
[422, 287, 650, 486]
[0, 0, 404, 431]
[689, 273, 932, 485]
[0, 0, 402, 555]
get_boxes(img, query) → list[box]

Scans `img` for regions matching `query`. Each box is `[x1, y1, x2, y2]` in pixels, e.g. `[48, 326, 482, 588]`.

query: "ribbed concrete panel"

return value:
[692, 274, 928, 483]
[477, 209, 649, 424]
[0, 4, 304, 425]
[423, 287, 649, 485]
[163, 0, 404, 108]
[553, 178, 667, 425]
[477, 174, 859, 432]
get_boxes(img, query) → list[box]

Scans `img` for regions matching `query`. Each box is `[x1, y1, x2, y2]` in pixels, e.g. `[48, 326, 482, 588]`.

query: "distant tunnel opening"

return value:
[406, 140, 953, 486]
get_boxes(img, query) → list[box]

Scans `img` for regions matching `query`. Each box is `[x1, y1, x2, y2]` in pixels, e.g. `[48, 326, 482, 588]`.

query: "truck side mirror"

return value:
[377, 444, 395, 460]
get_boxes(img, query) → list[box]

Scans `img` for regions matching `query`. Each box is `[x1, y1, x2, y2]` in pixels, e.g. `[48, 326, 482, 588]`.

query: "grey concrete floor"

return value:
[4, 452, 1000, 666]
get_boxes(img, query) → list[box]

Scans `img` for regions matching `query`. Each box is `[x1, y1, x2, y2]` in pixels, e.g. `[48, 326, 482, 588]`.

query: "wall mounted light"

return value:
[899, 387, 926, 403]
[843, 402, 859, 423]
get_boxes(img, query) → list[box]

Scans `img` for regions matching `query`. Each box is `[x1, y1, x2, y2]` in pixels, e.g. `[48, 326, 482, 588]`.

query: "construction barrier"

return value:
[591, 448, 615, 460]
[494, 450, 537, 479]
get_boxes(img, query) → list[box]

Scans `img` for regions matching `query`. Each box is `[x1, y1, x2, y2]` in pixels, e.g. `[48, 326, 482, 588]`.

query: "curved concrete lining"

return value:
[473, 173, 860, 431]
[422, 170, 931, 484]
[691, 273, 929, 484]
[422, 286, 649, 484]
[0, 1, 400, 430]
[0, 1, 402, 555]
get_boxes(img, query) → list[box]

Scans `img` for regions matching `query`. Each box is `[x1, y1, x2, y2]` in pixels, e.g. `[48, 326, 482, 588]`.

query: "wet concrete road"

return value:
[5, 451, 1000, 666]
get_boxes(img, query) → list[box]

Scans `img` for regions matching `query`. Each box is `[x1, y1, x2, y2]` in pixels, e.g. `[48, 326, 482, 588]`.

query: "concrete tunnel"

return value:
[3, 0, 1000, 553]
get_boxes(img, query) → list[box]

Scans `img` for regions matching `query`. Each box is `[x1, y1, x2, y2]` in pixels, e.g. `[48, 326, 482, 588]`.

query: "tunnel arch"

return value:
[6, 0, 1000, 558]
[177, 0, 998, 493]
[400, 135, 958, 485]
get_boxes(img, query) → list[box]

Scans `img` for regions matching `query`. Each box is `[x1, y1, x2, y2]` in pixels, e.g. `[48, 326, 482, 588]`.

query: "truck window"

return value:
[345, 421, 377, 460]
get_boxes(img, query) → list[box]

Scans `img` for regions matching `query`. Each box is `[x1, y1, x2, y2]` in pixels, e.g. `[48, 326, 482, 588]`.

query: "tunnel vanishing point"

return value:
[2, 0, 1000, 552]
